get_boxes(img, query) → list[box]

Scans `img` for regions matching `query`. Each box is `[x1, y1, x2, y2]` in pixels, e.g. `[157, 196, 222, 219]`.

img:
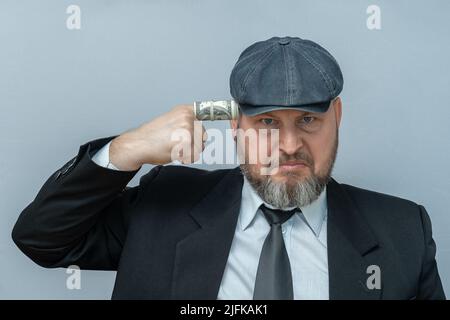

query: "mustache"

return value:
[278, 151, 313, 167]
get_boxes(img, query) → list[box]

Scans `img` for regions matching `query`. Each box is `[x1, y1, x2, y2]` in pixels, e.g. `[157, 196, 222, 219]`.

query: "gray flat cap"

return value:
[230, 36, 343, 116]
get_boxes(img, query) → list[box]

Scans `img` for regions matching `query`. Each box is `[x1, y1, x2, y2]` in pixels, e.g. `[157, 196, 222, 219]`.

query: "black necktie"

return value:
[253, 204, 297, 300]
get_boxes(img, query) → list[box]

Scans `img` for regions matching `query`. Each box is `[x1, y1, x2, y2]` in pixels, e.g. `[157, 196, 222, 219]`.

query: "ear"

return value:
[230, 119, 238, 140]
[333, 97, 342, 129]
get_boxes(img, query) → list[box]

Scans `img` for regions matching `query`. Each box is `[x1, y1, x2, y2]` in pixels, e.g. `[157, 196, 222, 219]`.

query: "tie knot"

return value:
[260, 205, 297, 226]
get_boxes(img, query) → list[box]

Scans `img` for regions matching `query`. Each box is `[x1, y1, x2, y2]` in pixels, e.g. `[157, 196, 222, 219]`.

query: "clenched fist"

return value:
[110, 105, 207, 171]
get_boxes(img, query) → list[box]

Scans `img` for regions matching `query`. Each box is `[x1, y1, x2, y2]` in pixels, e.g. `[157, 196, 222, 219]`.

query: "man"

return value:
[12, 36, 445, 300]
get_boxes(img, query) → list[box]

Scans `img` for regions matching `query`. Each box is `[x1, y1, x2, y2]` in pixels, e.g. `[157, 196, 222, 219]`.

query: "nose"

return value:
[279, 128, 302, 155]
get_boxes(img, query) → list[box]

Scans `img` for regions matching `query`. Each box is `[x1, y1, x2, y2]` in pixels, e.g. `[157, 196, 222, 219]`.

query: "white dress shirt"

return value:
[92, 142, 329, 299]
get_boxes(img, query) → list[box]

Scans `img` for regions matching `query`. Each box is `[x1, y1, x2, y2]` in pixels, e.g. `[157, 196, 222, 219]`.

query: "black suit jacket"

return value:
[12, 137, 446, 300]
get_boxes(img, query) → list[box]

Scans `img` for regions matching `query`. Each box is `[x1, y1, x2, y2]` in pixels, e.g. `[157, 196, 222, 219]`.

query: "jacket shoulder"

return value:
[337, 181, 423, 231]
[138, 165, 236, 204]
[147, 165, 233, 186]
[340, 182, 419, 209]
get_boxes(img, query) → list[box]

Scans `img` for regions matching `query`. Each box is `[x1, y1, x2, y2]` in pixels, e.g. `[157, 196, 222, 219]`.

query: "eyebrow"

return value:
[256, 111, 314, 118]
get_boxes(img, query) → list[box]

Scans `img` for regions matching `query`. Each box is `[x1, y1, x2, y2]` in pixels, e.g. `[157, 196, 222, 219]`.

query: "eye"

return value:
[260, 118, 276, 125]
[302, 116, 315, 124]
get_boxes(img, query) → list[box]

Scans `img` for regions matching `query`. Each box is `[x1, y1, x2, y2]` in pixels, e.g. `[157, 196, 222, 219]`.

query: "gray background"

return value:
[1, 0, 449, 299]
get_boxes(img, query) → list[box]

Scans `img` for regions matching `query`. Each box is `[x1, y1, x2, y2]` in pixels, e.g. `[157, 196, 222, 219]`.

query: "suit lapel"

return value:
[171, 167, 243, 299]
[327, 178, 383, 299]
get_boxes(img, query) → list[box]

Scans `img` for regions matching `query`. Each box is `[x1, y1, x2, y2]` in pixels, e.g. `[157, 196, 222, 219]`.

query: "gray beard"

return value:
[240, 166, 330, 209]
[239, 134, 338, 209]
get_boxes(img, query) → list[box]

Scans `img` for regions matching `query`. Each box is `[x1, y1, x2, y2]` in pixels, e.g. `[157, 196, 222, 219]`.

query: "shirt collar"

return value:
[239, 175, 328, 236]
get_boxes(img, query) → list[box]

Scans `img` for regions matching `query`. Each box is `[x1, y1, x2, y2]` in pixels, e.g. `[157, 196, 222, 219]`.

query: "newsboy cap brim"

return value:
[238, 100, 332, 116]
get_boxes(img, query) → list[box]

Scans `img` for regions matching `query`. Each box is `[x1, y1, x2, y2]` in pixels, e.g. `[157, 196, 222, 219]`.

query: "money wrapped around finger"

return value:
[194, 100, 239, 121]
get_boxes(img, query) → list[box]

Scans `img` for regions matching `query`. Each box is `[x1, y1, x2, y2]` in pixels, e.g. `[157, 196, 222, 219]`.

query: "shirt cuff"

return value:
[91, 141, 121, 171]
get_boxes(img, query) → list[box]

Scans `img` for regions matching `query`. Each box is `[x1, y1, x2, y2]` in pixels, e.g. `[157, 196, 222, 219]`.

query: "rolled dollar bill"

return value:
[194, 100, 239, 121]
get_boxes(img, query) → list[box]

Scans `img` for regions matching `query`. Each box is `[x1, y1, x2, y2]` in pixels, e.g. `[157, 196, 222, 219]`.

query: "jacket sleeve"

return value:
[416, 205, 446, 300]
[11, 136, 162, 271]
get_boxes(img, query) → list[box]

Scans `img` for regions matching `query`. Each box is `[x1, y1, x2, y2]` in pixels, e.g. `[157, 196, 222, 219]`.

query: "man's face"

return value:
[231, 98, 342, 208]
